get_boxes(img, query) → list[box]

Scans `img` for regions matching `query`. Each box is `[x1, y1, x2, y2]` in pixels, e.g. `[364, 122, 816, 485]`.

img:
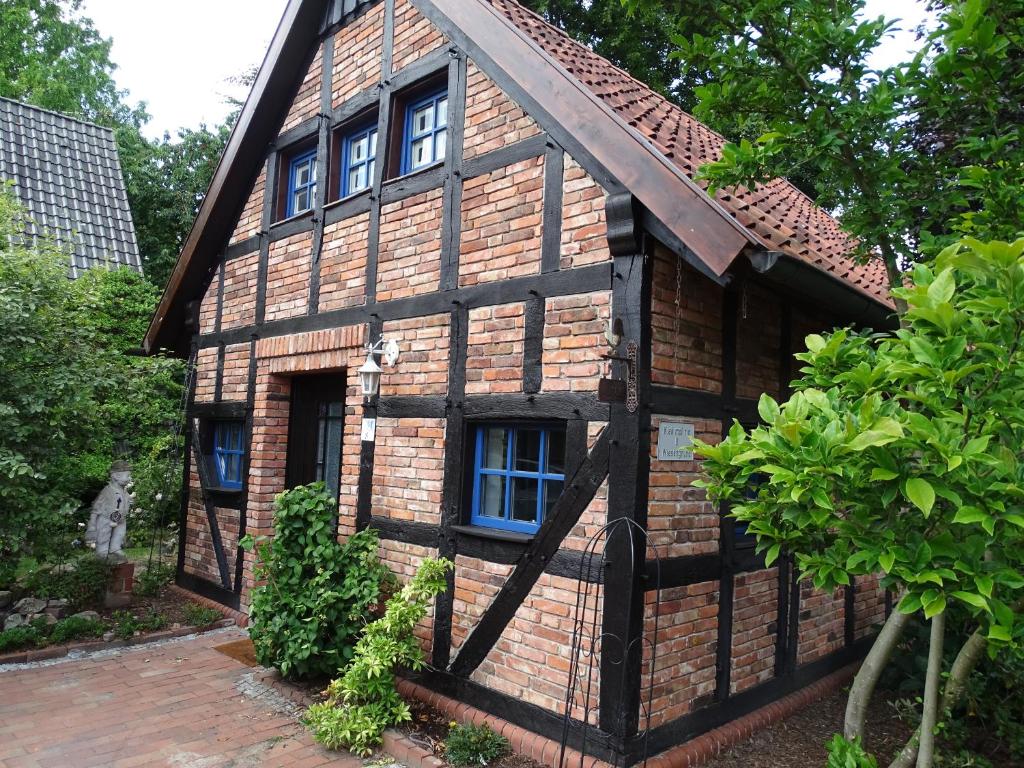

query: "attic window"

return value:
[341, 123, 377, 198]
[401, 89, 448, 174]
[285, 148, 317, 218]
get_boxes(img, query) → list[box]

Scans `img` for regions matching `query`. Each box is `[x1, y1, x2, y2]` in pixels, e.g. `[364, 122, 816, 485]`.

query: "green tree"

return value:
[118, 123, 231, 288]
[0, 191, 183, 576]
[697, 238, 1024, 766]
[623, 0, 1023, 294]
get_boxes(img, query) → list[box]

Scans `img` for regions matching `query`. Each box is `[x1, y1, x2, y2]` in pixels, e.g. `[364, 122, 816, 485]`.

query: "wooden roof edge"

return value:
[143, 0, 330, 355]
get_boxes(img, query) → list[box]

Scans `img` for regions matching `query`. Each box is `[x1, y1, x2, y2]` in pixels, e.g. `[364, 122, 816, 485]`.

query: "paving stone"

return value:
[0, 629, 365, 768]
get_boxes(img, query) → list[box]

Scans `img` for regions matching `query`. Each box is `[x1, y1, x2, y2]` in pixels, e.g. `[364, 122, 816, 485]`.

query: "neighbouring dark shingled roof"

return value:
[0, 97, 142, 278]
[486, 0, 891, 305]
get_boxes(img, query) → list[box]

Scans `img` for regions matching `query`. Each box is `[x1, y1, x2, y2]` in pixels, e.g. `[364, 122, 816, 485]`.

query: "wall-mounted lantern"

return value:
[358, 337, 401, 399]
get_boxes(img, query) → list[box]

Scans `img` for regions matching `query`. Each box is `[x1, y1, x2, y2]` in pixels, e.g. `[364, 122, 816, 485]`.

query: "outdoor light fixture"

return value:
[358, 337, 400, 398]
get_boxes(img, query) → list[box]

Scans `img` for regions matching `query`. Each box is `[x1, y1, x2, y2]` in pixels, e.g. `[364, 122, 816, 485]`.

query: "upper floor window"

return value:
[402, 89, 448, 174]
[341, 124, 377, 198]
[286, 148, 317, 217]
[470, 424, 566, 534]
[213, 421, 245, 489]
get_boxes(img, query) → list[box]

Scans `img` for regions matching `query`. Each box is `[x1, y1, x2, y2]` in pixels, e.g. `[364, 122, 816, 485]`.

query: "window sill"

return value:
[205, 485, 243, 496]
[270, 208, 314, 228]
[386, 159, 444, 186]
[451, 524, 534, 545]
[326, 187, 371, 208]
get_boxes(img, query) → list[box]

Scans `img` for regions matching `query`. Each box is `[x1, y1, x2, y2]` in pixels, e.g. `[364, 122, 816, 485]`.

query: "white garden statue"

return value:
[85, 460, 132, 562]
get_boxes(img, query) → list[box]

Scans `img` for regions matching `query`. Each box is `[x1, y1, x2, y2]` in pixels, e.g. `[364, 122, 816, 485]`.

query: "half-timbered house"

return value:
[144, 1, 895, 765]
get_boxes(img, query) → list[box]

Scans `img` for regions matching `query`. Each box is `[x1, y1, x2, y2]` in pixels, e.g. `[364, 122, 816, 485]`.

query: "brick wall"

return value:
[541, 291, 610, 392]
[460, 156, 544, 286]
[221, 343, 251, 400]
[381, 312, 450, 396]
[736, 283, 782, 400]
[465, 303, 525, 395]
[451, 556, 514, 654]
[223, 252, 259, 329]
[650, 247, 723, 392]
[195, 347, 218, 403]
[473, 572, 601, 719]
[853, 574, 887, 640]
[199, 264, 219, 334]
[463, 61, 542, 159]
[563, 422, 609, 551]
[392, 0, 446, 72]
[730, 568, 779, 695]
[371, 417, 445, 526]
[561, 155, 611, 269]
[281, 45, 322, 134]
[319, 213, 370, 312]
[647, 415, 721, 558]
[230, 167, 265, 245]
[377, 188, 443, 302]
[797, 583, 846, 665]
[643, 581, 719, 728]
[332, 3, 385, 108]
[265, 232, 313, 322]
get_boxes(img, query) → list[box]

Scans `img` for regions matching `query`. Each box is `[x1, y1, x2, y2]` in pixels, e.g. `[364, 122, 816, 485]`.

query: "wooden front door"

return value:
[285, 374, 347, 500]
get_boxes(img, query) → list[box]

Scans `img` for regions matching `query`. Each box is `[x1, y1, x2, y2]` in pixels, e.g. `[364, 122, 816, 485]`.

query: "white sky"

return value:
[78, 0, 933, 141]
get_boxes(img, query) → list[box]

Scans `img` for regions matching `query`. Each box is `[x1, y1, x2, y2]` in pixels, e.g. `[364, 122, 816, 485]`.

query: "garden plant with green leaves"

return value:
[696, 238, 1024, 767]
[306, 556, 454, 756]
[240, 483, 397, 679]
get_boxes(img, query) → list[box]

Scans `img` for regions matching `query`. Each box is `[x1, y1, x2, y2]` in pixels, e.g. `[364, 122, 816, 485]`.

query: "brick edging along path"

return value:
[257, 662, 858, 768]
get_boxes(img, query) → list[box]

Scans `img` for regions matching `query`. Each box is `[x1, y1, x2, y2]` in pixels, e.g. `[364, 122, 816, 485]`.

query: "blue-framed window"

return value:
[341, 124, 377, 197]
[213, 421, 245, 490]
[401, 89, 448, 174]
[470, 424, 566, 534]
[286, 148, 317, 217]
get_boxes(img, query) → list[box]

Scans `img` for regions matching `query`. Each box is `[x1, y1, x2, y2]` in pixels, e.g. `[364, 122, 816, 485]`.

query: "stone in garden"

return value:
[71, 611, 100, 622]
[102, 631, 115, 642]
[14, 597, 46, 616]
[4, 613, 24, 630]
[51, 562, 77, 575]
[0, 591, 11, 609]
[37, 613, 57, 626]
[85, 460, 131, 562]
[45, 599, 69, 619]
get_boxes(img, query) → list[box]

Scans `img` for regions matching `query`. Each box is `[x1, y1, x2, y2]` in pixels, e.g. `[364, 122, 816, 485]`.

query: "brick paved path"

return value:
[0, 628, 365, 768]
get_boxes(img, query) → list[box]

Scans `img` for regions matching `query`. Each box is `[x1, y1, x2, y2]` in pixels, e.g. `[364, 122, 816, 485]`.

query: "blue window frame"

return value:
[401, 89, 448, 174]
[213, 421, 245, 489]
[470, 424, 566, 534]
[340, 124, 378, 198]
[286, 148, 317, 217]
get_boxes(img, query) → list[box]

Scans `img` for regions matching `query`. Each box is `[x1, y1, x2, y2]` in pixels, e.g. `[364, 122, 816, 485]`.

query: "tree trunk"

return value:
[917, 612, 945, 768]
[844, 600, 910, 740]
[888, 626, 987, 768]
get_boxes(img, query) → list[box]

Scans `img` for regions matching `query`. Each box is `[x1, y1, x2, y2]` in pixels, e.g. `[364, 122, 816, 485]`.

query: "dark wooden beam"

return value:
[356, 319, 383, 532]
[462, 132, 549, 181]
[522, 295, 544, 394]
[176, 570, 242, 611]
[540, 140, 564, 273]
[199, 262, 612, 349]
[598, 195, 651, 742]
[448, 428, 611, 677]
[235, 334, 259, 594]
[439, 51, 467, 291]
[308, 34, 335, 315]
[369, 516, 440, 548]
[463, 393, 608, 422]
[433, 304, 469, 668]
[254, 153, 278, 326]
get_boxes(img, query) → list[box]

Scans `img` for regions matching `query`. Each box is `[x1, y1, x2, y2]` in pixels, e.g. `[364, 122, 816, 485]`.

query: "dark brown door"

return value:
[285, 374, 347, 500]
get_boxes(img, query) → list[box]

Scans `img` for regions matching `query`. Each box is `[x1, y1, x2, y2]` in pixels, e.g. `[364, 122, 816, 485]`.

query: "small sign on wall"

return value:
[656, 422, 694, 461]
[361, 417, 377, 442]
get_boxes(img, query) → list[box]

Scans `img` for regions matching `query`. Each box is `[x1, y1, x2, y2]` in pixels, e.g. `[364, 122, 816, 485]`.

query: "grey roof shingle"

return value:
[0, 97, 142, 278]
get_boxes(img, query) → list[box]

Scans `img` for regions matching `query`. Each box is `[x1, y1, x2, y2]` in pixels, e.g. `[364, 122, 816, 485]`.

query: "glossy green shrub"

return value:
[241, 483, 396, 679]
[826, 735, 878, 768]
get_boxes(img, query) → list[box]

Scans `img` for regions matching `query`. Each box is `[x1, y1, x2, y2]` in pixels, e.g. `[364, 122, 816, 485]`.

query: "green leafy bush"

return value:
[306, 557, 454, 755]
[48, 615, 105, 645]
[111, 609, 166, 639]
[0, 620, 46, 652]
[444, 723, 510, 766]
[182, 602, 222, 627]
[826, 735, 878, 768]
[22, 556, 111, 609]
[241, 483, 397, 679]
[134, 562, 175, 597]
